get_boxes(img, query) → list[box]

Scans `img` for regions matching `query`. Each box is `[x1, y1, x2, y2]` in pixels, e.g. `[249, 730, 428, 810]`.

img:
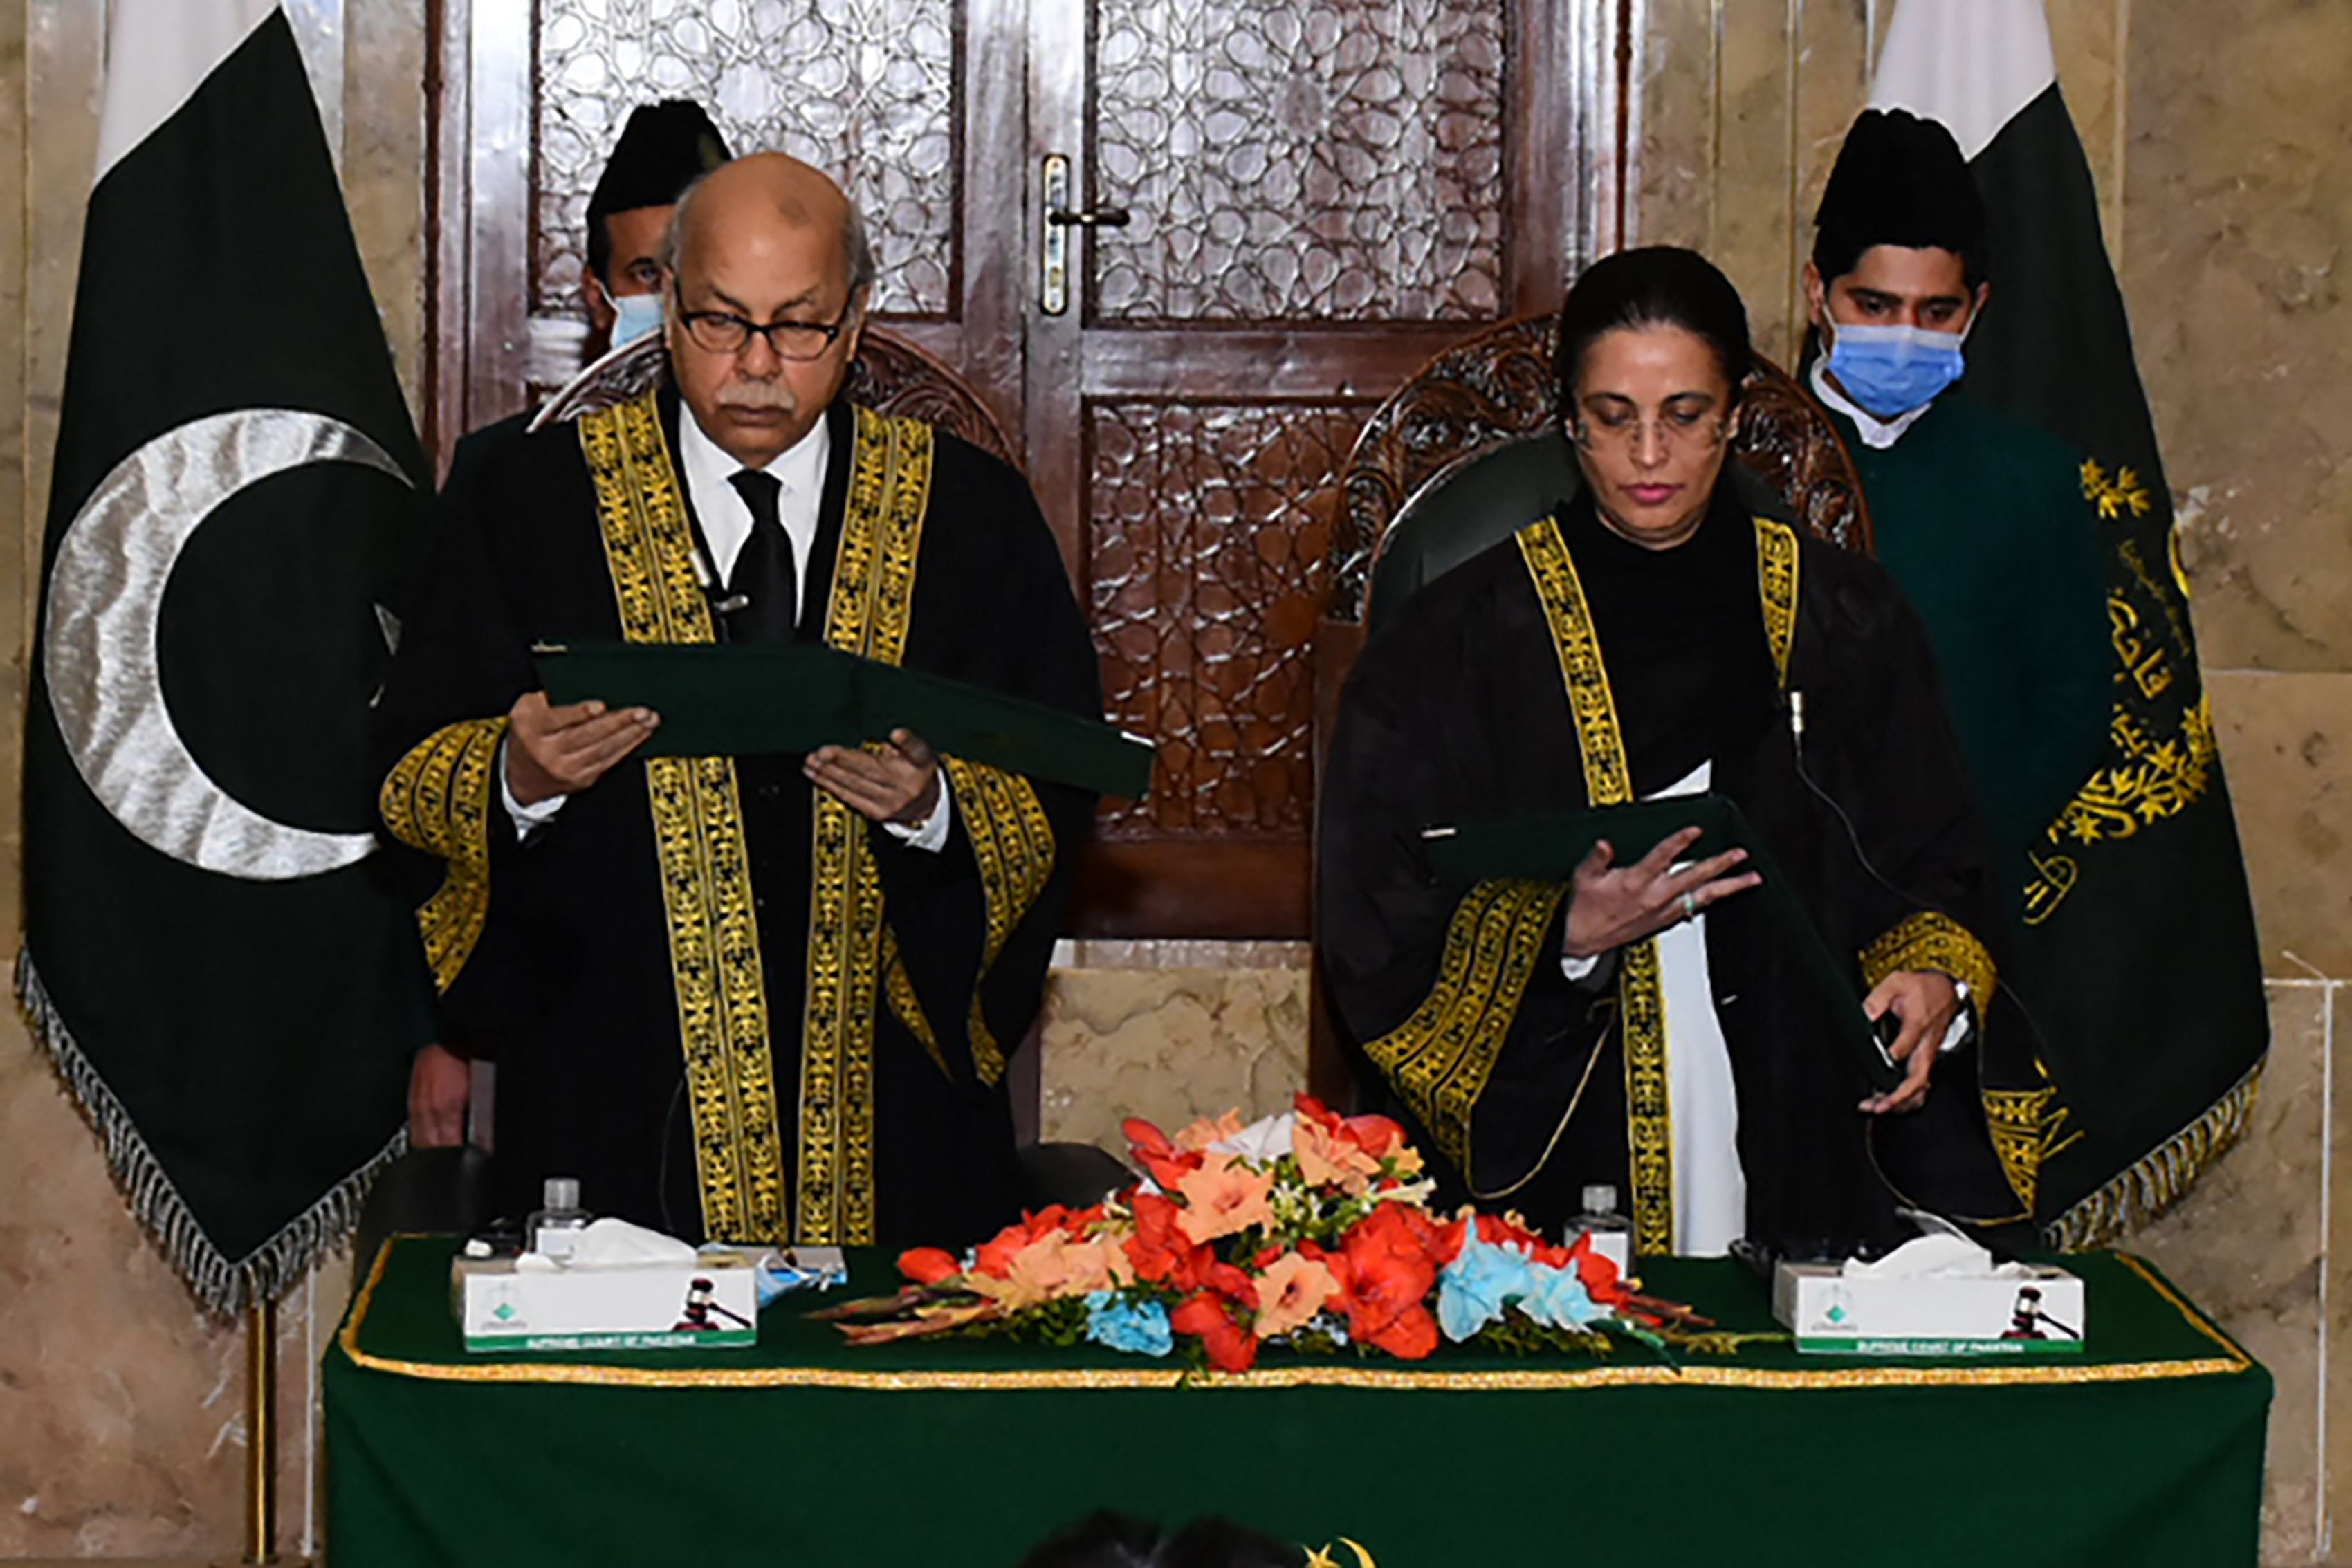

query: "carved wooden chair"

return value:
[1306, 313, 1873, 1103]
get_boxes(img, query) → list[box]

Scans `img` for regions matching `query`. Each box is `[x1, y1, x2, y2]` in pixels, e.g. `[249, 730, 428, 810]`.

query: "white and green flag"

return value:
[21, 1, 435, 1311]
[1871, 0, 2268, 1247]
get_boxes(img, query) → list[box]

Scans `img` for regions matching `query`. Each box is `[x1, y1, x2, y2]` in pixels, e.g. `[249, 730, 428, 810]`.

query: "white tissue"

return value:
[1841, 1230, 2034, 1280]
[539, 1217, 698, 1269]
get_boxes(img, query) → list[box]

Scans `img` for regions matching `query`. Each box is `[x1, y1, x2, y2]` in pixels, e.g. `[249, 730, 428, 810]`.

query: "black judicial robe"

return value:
[1319, 483, 2039, 1255]
[375, 390, 1100, 1249]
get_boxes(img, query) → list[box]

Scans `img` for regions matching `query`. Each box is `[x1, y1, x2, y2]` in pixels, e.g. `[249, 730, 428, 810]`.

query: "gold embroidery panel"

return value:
[1859, 910, 1998, 1004]
[381, 717, 507, 992]
[579, 393, 787, 1243]
[945, 757, 1059, 1087]
[798, 407, 937, 1243]
[1514, 518, 1672, 1253]
[1752, 517, 1799, 690]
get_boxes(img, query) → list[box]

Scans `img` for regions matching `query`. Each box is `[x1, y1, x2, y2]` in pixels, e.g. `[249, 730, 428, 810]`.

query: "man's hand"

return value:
[805, 728, 941, 824]
[1563, 827, 1760, 959]
[506, 691, 659, 806]
[407, 1043, 471, 1148]
[1859, 970, 1959, 1115]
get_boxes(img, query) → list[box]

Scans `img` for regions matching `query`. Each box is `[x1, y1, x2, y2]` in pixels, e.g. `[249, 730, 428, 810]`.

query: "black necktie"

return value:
[724, 468, 796, 643]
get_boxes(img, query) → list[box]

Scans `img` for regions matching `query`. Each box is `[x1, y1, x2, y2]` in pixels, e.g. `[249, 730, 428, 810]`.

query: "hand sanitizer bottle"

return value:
[527, 1177, 591, 1261]
[1571, 1183, 1633, 1276]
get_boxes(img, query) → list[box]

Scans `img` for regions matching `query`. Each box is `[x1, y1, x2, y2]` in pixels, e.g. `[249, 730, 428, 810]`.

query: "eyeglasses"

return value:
[1569, 409, 1732, 456]
[671, 286, 858, 361]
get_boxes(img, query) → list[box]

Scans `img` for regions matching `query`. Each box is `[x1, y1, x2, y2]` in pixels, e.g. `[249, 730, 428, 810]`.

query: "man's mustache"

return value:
[718, 382, 796, 411]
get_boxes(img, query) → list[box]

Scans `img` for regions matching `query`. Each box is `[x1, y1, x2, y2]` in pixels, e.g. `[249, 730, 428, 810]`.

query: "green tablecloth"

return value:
[325, 1238, 2268, 1567]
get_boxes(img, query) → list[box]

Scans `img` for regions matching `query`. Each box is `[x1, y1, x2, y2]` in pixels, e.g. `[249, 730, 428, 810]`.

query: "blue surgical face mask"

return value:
[598, 278, 665, 349]
[1824, 320, 1968, 418]
[609, 288, 666, 349]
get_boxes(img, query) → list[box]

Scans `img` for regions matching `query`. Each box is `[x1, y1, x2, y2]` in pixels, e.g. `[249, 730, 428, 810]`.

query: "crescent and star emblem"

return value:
[43, 407, 410, 882]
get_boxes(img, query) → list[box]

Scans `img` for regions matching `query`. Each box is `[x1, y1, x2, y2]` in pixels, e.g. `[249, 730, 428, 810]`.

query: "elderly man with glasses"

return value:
[374, 154, 1101, 1251]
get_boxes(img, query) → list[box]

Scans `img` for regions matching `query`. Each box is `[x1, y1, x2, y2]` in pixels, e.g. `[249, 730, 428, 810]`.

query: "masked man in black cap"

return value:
[378, 154, 1101, 1249]
[1802, 109, 2109, 890]
[410, 100, 731, 1143]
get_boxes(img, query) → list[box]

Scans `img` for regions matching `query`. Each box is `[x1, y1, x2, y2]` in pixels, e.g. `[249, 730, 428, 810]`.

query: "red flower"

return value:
[897, 1247, 961, 1286]
[1332, 1205, 1444, 1361]
[1123, 1117, 1206, 1190]
[1565, 1230, 1629, 1306]
[972, 1206, 1087, 1278]
[1170, 1291, 1259, 1374]
[1126, 1190, 1211, 1291]
[1201, 1258, 1260, 1311]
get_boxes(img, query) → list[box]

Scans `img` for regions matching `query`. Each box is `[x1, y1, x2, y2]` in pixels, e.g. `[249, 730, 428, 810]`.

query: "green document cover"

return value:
[535, 642, 1153, 800]
[1422, 795, 1902, 1092]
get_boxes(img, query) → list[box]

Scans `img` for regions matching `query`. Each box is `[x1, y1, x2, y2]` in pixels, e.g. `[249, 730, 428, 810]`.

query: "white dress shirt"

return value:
[504, 405, 950, 849]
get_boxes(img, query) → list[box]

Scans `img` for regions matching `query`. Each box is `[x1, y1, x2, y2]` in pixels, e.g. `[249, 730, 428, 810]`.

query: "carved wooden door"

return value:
[430, 0, 1627, 939]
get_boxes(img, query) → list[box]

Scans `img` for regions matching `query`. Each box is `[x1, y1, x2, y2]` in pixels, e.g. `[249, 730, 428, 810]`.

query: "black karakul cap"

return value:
[587, 100, 732, 223]
[1813, 108, 1987, 258]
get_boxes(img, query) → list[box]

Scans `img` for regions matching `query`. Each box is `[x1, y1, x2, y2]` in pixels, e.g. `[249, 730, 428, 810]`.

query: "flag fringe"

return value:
[14, 946, 405, 1318]
[2042, 1056, 2264, 1251]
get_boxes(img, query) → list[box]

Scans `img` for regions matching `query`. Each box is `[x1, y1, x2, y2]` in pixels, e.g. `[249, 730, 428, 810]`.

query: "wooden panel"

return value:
[1085, 399, 1370, 843]
[533, 0, 962, 320]
[1089, 0, 1510, 321]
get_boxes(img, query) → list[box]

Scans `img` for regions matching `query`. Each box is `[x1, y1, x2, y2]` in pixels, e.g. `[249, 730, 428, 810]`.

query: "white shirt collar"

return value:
[674, 403, 833, 589]
[1808, 356, 1935, 450]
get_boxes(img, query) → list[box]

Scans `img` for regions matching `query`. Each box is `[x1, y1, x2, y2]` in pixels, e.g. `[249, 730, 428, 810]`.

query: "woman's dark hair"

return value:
[1018, 1511, 1307, 1568]
[1553, 246, 1754, 410]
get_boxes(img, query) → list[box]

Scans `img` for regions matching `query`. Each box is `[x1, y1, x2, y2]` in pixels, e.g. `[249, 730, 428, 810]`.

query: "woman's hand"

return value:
[1859, 970, 1959, 1114]
[1562, 827, 1760, 959]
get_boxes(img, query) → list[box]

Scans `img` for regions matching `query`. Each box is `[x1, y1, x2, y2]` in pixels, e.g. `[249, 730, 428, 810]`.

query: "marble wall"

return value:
[0, 0, 2347, 1562]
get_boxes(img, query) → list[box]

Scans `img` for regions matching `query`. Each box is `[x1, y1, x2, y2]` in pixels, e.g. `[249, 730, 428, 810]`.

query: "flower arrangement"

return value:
[817, 1096, 1700, 1373]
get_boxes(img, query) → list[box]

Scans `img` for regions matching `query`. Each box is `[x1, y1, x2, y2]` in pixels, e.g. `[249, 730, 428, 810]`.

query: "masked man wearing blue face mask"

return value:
[1802, 109, 2108, 903]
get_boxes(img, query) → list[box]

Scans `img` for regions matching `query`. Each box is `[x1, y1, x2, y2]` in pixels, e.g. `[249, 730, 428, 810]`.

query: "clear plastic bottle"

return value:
[526, 1177, 591, 1260]
[1570, 1183, 1633, 1276]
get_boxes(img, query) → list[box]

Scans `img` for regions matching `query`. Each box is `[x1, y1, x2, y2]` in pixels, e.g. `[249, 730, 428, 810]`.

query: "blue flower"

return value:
[1085, 1291, 1174, 1358]
[1520, 1262, 1612, 1331]
[1437, 1237, 1537, 1343]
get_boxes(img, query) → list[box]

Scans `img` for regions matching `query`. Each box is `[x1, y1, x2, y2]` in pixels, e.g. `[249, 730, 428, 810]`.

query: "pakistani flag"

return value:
[1871, 0, 2270, 1247]
[20, 0, 435, 1311]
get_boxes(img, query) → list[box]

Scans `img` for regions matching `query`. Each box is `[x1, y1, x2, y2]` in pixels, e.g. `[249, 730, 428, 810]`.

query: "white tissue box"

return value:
[452, 1251, 761, 1352]
[1772, 1261, 2085, 1357]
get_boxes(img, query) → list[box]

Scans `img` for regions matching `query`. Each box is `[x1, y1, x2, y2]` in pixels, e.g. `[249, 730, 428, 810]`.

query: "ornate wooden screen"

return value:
[430, 0, 1630, 940]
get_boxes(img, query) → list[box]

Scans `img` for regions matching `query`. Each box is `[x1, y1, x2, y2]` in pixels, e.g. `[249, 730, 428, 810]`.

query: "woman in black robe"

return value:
[1319, 248, 2041, 1258]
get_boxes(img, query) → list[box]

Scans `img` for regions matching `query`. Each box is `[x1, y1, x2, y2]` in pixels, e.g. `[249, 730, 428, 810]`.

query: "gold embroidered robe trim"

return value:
[1516, 515, 1669, 1253]
[943, 757, 1058, 1087]
[1754, 517, 1799, 687]
[1858, 910, 1999, 1007]
[800, 405, 935, 1244]
[380, 716, 506, 992]
[578, 391, 787, 1244]
[1361, 878, 1570, 1177]
[1514, 513, 1803, 1256]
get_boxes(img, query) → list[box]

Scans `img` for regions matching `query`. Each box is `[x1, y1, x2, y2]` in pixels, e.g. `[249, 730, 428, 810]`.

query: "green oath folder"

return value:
[534, 642, 1154, 800]
[1421, 794, 1902, 1093]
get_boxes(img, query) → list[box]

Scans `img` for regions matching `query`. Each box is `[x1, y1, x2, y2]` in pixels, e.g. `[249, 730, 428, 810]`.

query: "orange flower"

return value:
[966, 1228, 1128, 1311]
[1172, 1109, 1249, 1152]
[1252, 1250, 1341, 1339]
[1292, 1114, 1384, 1194]
[1174, 1153, 1277, 1244]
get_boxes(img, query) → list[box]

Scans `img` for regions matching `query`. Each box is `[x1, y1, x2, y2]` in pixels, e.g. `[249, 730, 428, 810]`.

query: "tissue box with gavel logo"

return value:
[450, 1219, 762, 1352]
[1772, 1233, 2086, 1357]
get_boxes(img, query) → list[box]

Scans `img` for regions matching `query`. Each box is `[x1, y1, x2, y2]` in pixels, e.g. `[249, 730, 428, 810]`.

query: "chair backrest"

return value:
[845, 329, 1020, 468]
[1329, 314, 1871, 631]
